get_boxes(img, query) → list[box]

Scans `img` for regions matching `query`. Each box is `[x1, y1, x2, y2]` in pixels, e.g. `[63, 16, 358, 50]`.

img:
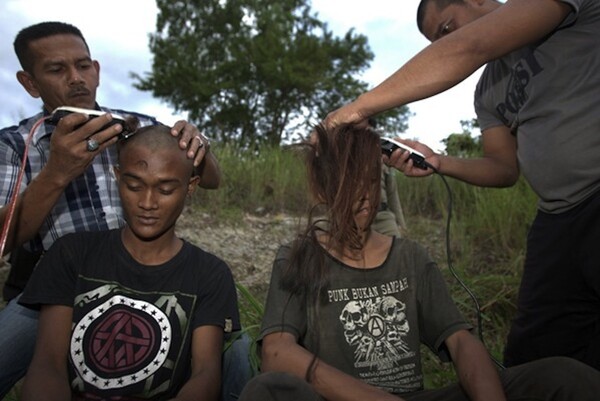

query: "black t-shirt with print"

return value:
[21, 229, 240, 400]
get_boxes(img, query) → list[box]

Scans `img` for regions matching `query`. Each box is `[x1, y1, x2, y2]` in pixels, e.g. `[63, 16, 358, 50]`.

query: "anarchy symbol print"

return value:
[339, 296, 410, 365]
[70, 295, 172, 389]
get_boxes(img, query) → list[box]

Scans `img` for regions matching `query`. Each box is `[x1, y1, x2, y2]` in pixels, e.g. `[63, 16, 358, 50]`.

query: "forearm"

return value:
[22, 364, 71, 401]
[358, 40, 485, 118]
[262, 334, 402, 401]
[1, 167, 69, 254]
[171, 325, 224, 401]
[437, 154, 518, 188]
[22, 305, 73, 401]
[196, 152, 221, 189]
[452, 340, 506, 401]
[349, 0, 571, 119]
[171, 367, 221, 401]
[310, 356, 403, 401]
[445, 330, 506, 401]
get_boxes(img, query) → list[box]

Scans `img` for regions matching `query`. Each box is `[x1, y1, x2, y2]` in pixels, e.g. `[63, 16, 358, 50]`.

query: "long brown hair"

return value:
[280, 123, 382, 380]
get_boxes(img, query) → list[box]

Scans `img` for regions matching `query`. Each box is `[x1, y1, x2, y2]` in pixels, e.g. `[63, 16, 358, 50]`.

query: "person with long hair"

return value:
[238, 123, 600, 401]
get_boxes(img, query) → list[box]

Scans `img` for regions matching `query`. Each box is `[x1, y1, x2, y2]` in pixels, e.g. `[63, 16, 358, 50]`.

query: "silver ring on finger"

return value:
[194, 134, 210, 150]
[193, 135, 204, 147]
[86, 138, 100, 152]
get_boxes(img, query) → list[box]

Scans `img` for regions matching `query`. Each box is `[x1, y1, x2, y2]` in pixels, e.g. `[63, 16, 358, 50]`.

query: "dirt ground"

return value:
[0, 208, 299, 310]
[170, 207, 300, 300]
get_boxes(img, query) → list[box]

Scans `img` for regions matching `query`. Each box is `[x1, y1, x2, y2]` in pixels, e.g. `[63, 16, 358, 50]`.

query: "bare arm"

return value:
[389, 125, 519, 187]
[194, 152, 221, 190]
[171, 325, 223, 401]
[326, 0, 572, 126]
[0, 113, 123, 254]
[261, 332, 404, 401]
[21, 305, 73, 400]
[445, 330, 506, 401]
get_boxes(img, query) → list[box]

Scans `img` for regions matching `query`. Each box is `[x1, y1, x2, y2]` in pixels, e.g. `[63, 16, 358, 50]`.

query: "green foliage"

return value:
[234, 283, 264, 374]
[193, 143, 309, 215]
[3, 387, 19, 401]
[442, 119, 483, 157]
[134, 0, 411, 147]
[369, 109, 412, 137]
[396, 172, 536, 386]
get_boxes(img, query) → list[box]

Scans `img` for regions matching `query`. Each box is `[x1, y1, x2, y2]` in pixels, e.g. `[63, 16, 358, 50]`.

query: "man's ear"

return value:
[188, 175, 201, 195]
[113, 165, 121, 183]
[16, 70, 41, 99]
[94, 60, 101, 86]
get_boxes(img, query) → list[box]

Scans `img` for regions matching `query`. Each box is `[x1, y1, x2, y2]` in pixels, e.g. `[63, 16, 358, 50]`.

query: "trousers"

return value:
[0, 294, 38, 399]
[504, 190, 600, 369]
[238, 357, 600, 401]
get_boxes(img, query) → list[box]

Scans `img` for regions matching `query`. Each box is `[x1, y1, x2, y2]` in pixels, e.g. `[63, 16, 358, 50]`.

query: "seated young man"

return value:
[19, 124, 240, 400]
[239, 123, 600, 401]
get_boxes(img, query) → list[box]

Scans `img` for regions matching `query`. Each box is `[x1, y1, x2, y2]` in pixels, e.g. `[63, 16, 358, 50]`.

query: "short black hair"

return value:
[117, 124, 196, 177]
[417, 0, 465, 34]
[117, 124, 174, 157]
[13, 21, 90, 72]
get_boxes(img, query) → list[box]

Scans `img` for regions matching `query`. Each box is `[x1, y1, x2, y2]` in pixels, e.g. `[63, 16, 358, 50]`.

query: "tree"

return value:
[133, 0, 411, 148]
[442, 118, 483, 157]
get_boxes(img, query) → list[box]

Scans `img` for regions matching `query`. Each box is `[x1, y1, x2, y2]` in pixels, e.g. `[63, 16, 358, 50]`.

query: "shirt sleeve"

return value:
[0, 136, 25, 204]
[559, 0, 582, 26]
[473, 70, 508, 133]
[18, 234, 79, 309]
[192, 254, 241, 333]
[258, 245, 307, 343]
[416, 258, 472, 361]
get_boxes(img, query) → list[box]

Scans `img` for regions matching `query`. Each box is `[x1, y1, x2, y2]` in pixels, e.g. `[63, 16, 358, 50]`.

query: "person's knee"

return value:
[502, 356, 600, 400]
[537, 357, 600, 398]
[541, 356, 600, 379]
[515, 357, 600, 389]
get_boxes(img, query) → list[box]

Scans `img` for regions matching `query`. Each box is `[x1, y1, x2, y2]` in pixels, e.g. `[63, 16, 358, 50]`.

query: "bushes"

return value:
[192, 144, 308, 216]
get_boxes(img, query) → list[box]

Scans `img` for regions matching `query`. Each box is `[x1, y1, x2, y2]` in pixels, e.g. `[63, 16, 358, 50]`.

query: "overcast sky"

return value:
[0, 0, 482, 151]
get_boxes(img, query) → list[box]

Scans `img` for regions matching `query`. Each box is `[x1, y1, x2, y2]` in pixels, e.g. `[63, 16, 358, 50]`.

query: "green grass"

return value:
[2, 381, 20, 401]
[234, 283, 264, 375]
[395, 172, 536, 386]
[192, 144, 308, 217]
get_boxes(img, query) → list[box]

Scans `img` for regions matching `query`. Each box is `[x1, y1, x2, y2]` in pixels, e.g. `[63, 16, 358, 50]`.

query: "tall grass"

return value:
[396, 172, 537, 383]
[193, 144, 308, 216]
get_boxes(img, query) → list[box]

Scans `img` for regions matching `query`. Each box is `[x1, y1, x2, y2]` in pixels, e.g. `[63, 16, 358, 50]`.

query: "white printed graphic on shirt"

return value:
[339, 295, 410, 366]
[70, 294, 172, 389]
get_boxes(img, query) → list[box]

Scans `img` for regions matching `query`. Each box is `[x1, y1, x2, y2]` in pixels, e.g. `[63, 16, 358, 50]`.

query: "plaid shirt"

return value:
[0, 106, 157, 252]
